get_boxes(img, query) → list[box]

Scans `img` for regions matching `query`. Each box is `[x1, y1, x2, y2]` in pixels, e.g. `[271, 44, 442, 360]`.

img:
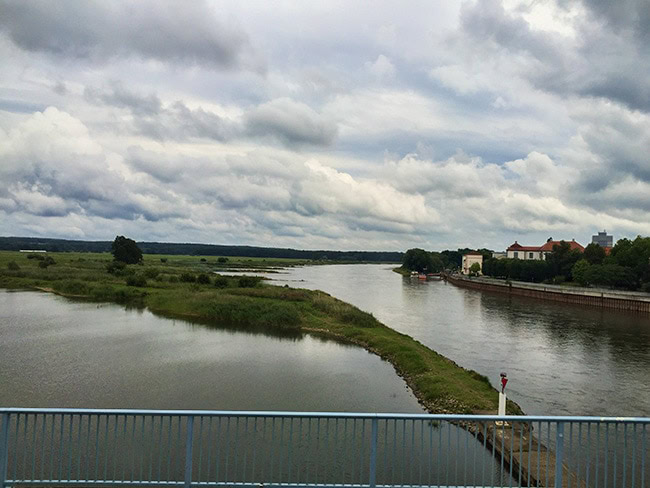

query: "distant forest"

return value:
[0, 237, 403, 263]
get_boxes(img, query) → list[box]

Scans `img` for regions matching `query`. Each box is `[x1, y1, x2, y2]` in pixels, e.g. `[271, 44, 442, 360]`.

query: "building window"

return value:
[529, 252, 533, 259]
[513, 251, 518, 259]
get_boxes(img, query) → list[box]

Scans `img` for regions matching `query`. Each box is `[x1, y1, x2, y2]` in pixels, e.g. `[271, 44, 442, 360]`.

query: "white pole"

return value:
[498, 391, 506, 416]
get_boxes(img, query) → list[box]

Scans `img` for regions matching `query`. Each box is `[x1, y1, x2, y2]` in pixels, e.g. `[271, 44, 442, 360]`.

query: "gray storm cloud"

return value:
[0, 0, 263, 71]
[245, 98, 338, 147]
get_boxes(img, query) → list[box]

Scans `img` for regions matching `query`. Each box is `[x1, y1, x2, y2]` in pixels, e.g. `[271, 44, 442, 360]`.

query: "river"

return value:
[0, 289, 511, 486]
[267, 264, 650, 417]
[2, 264, 648, 485]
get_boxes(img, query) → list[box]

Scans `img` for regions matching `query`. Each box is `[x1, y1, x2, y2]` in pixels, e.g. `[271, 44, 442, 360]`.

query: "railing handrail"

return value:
[1, 407, 649, 423]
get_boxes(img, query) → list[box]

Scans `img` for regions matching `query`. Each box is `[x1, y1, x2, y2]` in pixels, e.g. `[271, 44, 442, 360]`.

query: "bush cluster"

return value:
[238, 276, 261, 288]
[126, 274, 147, 287]
[196, 273, 211, 285]
[37, 256, 56, 269]
[180, 273, 196, 283]
[106, 260, 127, 275]
[214, 276, 229, 288]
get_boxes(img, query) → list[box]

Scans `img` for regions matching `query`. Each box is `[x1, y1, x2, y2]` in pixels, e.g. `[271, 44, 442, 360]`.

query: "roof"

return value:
[506, 241, 541, 252]
[538, 240, 584, 252]
[463, 251, 483, 256]
[507, 239, 585, 253]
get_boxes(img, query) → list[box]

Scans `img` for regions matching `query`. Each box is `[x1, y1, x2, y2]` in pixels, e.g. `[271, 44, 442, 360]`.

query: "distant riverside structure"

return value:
[491, 251, 507, 260]
[592, 230, 613, 248]
[506, 238, 584, 260]
[19, 249, 47, 253]
[461, 251, 483, 275]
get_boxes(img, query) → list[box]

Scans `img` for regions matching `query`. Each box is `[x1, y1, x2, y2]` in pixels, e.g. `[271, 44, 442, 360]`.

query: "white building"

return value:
[461, 252, 483, 275]
[506, 239, 584, 260]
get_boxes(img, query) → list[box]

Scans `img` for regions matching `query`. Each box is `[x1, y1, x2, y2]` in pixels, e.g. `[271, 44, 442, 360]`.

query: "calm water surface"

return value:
[271, 264, 650, 417]
[0, 289, 422, 412]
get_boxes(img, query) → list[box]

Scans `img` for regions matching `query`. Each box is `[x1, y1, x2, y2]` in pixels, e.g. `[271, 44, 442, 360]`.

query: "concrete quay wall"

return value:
[447, 275, 650, 313]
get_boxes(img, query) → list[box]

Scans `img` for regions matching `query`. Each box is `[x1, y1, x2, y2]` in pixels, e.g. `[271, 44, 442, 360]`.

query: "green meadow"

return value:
[0, 250, 521, 415]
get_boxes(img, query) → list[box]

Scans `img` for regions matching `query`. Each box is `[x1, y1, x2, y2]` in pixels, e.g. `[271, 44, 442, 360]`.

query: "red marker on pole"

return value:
[498, 372, 508, 417]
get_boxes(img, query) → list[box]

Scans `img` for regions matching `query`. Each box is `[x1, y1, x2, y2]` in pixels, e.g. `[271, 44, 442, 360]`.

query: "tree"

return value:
[572, 259, 591, 286]
[546, 241, 582, 281]
[403, 248, 436, 272]
[440, 250, 462, 269]
[584, 264, 637, 290]
[111, 236, 143, 264]
[469, 262, 481, 277]
[583, 243, 606, 265]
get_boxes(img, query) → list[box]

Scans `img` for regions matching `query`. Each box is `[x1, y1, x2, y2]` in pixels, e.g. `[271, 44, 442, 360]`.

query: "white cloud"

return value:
[365, 55, 396, 79]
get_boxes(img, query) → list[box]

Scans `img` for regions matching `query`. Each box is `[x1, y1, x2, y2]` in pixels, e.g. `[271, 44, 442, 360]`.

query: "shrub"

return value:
[340, 308, 378, 328]
[206, 298, 301, 330]
[572, 259, 591, 286]
[584, 264, 637, 290]
[160, 258, 168, 263]
[214, 276, 229, 288]
[200, 258, 207, 262]
[143, 268, 160, 279]
[217, 257, 228, 263]
[552, 275, 565, 285]
[106, 260, 127, 274]
[238, 276, 261, 288]
[197, 273, 211, 285]
[35, 256, 56, 269]
[7, 261, 20, 270]
[53, 280, 90, 296]
[180, 273, 196, 283]
[26, 254, 45, 260]
[126, 274, 147, 287]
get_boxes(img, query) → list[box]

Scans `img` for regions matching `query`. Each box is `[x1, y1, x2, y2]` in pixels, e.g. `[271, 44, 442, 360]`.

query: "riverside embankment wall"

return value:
[447, 275, 650, 313]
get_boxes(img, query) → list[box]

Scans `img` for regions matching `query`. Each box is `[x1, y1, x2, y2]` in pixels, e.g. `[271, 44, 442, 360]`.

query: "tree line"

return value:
[0, 237, 403, 263]
[482, 237, 650, 291]
[401, 247, 493, 273]
[403, 237, 650, 292]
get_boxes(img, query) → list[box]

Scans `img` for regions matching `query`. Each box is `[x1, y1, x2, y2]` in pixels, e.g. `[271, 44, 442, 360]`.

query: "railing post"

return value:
[184, 416, 195, 488]
[369, 418, 378, 488]
[0, 414, 10, 488]
[555, 421, 564, 488]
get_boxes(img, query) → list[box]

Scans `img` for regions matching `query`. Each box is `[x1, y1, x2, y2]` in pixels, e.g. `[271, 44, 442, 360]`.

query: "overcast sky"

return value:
[1, 0, 649, 251]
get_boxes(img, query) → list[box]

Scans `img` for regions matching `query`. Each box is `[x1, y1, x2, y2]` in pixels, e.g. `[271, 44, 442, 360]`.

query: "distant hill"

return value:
[0, 237, 403, 263]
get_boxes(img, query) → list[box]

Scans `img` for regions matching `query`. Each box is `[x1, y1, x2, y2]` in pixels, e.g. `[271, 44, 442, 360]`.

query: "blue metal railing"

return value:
[0, 408, 648, 488]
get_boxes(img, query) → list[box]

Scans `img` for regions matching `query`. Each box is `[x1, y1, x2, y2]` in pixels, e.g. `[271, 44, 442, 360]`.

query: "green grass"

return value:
[0, 250, 520, 415]
[392, 266, 411, 276]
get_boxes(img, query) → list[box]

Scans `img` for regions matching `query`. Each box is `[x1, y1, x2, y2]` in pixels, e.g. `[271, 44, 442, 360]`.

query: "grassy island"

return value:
[391, 266, 412, 276]
[0, 250, 521, 415]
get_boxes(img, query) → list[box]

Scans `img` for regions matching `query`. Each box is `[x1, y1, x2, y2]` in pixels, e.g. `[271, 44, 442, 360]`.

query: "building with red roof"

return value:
[506, 238, 584, 260]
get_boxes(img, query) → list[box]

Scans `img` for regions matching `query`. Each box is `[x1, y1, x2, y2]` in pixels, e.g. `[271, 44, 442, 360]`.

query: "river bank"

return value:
[448, 274, 650, 313]
[0, 250, 520, 416]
